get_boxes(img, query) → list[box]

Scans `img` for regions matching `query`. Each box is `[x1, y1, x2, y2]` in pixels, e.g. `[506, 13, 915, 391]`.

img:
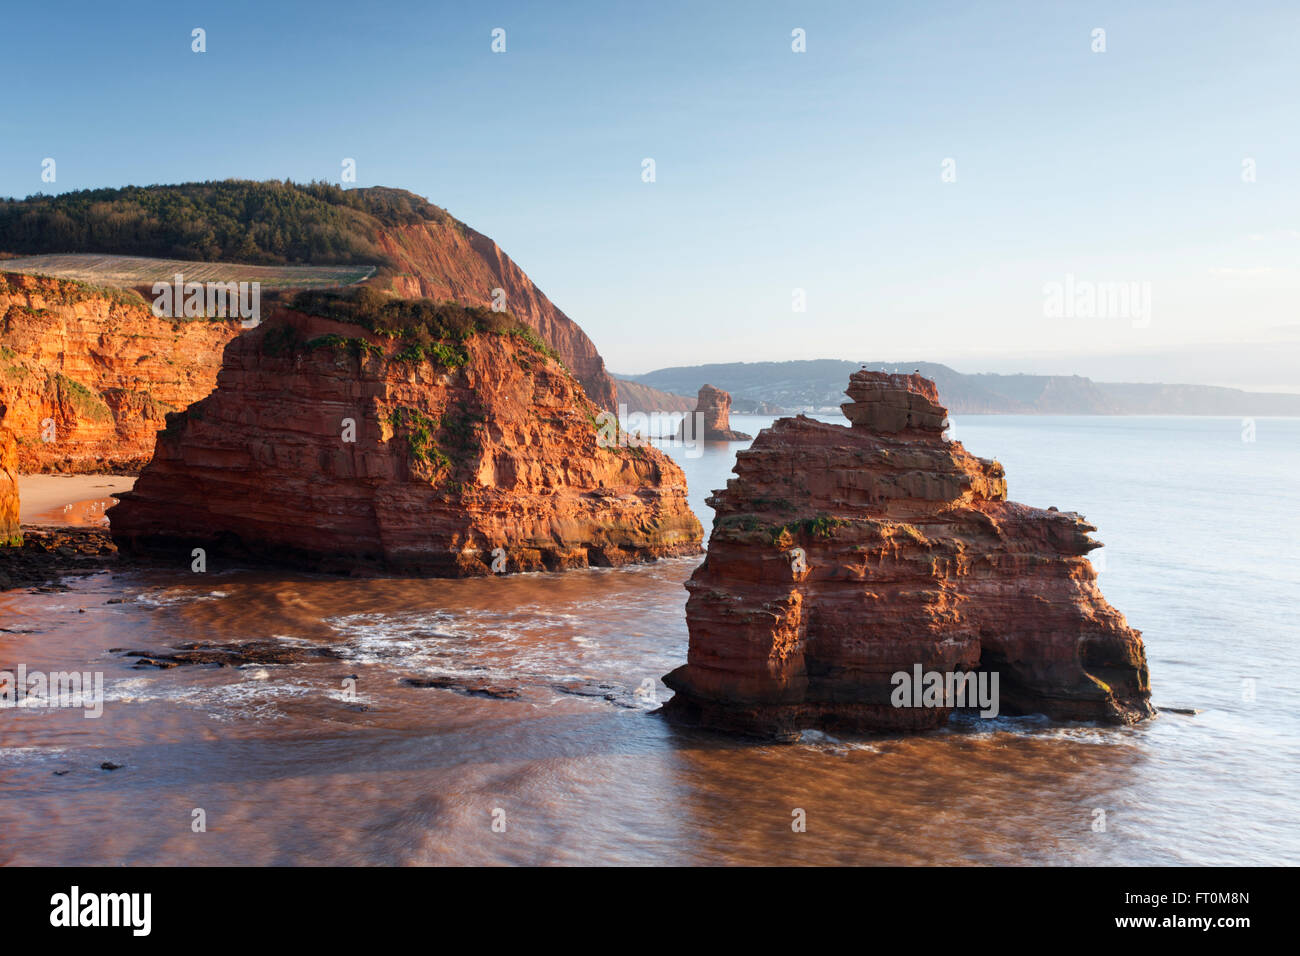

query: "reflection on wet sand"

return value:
[0, 558, 1150, 866]
[30, 495, 119, 528]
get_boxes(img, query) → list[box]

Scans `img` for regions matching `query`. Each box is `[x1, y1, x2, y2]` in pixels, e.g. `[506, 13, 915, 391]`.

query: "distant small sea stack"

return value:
[676, 385, 751, 442]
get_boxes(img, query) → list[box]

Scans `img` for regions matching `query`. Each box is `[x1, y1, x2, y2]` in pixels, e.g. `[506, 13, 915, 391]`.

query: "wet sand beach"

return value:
[17, 475, 135, 526]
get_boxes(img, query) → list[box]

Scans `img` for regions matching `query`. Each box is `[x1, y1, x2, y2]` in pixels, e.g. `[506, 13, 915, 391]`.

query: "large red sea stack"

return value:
[108, 292, 702, 574]
[662, 370, 1154, 738]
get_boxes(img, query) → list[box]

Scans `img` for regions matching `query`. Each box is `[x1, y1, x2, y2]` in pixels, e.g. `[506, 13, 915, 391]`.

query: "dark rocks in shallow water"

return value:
[114, 640, 342, 668]
[130, 656, 180, 670]
[552, 681, 643, 708]
[397, 676, 645, 707]
[0, 528, 117, 591]
[401, 676, 521, 699]
[552, 681, 619, 698]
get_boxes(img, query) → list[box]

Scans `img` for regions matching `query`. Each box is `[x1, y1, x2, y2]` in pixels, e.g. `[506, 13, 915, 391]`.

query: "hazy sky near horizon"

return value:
[2, 0, 1298, 389]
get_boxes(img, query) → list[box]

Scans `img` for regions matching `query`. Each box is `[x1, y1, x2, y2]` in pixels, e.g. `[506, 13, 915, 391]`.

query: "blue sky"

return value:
[2, 1, 1298, 387]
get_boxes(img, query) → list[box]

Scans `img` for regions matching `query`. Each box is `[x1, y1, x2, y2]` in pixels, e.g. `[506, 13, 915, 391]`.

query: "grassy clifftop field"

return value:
[0, 253, 375, 291]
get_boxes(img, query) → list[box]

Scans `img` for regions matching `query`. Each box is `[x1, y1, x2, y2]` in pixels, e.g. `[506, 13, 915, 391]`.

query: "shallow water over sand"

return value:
[1, 415, 1296, 865]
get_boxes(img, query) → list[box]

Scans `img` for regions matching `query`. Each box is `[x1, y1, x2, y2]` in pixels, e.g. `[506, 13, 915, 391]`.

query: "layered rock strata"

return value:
[663, 371, 1153, 738]
[108, 300, 703, 574]
[0, 272, 243, 472]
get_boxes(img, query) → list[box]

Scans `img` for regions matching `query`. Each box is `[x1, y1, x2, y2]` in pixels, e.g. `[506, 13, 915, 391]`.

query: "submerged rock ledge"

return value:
[663, 370, 1154, 738]
[108, 292, 702, 575]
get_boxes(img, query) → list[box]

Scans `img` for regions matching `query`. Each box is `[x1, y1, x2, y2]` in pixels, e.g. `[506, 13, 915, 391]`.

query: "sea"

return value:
[1, 414, 1296, 865]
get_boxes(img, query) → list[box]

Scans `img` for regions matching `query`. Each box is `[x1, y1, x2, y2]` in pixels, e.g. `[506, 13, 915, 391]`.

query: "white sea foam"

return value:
[0, 746, 68, 762]
[324, 609, 623, 689]
[133, 588, 230, 608]
[99, 672, 317, 721]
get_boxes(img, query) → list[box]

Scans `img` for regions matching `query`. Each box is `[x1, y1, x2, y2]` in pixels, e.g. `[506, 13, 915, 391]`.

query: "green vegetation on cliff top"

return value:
[286, 287, 562, 367]
[0, 180, 458, 268]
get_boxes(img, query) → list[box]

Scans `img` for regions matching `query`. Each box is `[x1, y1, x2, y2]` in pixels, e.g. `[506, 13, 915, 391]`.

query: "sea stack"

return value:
[0, 423, 20, 546]
[677, 384, 751, 442]
[109, 289, 703, 574]
[662, 370, 1153, 738]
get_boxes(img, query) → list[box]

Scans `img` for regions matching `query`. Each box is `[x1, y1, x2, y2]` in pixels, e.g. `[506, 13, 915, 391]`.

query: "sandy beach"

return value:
[17, 474, 136, 525]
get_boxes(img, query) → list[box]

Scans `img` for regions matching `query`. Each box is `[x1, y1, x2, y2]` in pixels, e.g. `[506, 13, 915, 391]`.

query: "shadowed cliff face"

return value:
[373, 221, 618, 410]
[0, 272, 243, 472]
[108, 307, 701, 575]
[663, 370, 1154, 739]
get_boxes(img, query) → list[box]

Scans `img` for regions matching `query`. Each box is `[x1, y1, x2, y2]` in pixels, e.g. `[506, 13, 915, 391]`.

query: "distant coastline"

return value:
[617, 360, 1300, 417]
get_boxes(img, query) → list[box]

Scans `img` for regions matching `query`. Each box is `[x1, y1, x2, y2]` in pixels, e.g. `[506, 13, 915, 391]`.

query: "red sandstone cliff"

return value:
[663, 370, 1153, 738]
[2, 193, 623, 478]
[0, 425, 19, 546]
[373, 221, 617, 410]
[676, 384, 751, 442]
[108, 299, 702, 574]
[0, 272, 242, 472]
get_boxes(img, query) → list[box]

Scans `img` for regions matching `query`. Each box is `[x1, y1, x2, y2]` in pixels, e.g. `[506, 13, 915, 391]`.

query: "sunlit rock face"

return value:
[109, 307, 702, 575]
[663, 371, 1153, 739]
[0, 272, 243, 473]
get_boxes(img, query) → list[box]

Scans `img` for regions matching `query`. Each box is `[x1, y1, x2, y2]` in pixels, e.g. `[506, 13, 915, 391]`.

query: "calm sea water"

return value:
[1, 415, 1296, 865]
